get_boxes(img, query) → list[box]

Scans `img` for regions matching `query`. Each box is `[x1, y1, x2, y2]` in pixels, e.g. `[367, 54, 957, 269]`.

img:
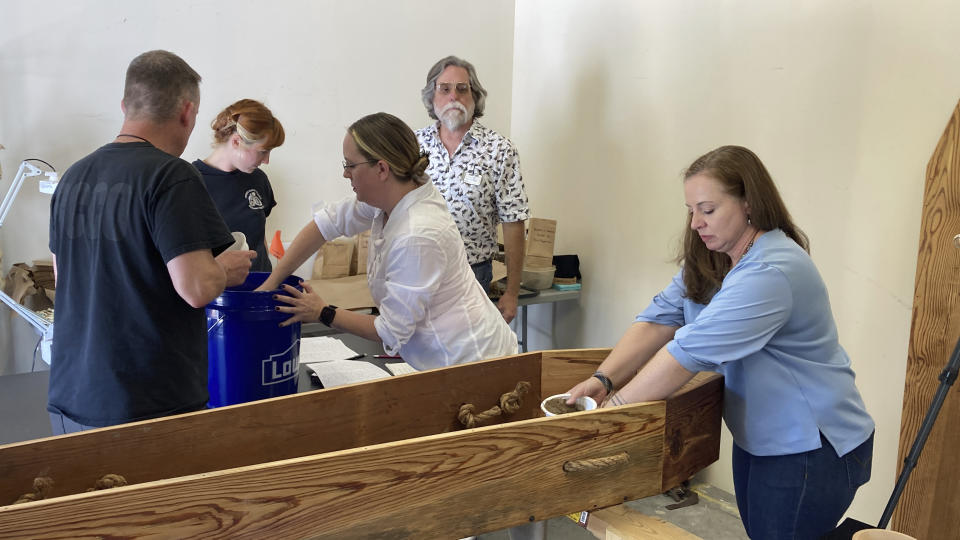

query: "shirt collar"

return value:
[381, 181, 434, 234]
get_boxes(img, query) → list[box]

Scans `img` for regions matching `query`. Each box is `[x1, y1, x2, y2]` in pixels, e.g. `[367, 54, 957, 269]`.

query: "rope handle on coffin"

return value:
[458, 381, 531, 428]
[562, 451, 630, 473]
[12, 474, 127, 505]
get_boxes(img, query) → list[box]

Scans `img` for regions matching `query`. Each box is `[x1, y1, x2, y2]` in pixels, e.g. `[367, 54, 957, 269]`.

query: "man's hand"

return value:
[273, 282, 327, 327]
[497, 292, 518, 323]
[216, 250, 255, 287]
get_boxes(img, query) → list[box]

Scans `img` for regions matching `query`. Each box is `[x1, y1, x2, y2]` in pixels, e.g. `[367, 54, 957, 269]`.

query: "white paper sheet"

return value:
[385, 362, 417, 376]
[300, 336, 361, 363]
[306, 360, 390, 388]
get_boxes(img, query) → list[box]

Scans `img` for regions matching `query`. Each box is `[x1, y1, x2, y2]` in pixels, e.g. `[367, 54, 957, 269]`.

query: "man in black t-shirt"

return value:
[47, 50, 256, 433]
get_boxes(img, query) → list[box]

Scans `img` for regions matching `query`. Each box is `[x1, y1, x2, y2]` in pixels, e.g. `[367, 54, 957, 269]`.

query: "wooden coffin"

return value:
[0, 348, 723, 539]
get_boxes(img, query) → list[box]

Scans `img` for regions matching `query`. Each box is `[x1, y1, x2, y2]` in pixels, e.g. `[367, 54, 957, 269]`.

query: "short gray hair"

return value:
[123, 50, 201, 122]
[420, 56, 487, 120]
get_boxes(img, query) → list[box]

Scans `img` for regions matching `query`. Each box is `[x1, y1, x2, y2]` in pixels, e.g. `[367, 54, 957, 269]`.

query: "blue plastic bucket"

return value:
[206, 272, 303, 407]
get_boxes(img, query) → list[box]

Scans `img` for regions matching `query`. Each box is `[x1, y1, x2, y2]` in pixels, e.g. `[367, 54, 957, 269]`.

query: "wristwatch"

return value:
[320, 304, 338, 327]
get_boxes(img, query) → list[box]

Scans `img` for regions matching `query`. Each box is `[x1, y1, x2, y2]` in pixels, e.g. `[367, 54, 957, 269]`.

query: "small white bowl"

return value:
[540, 393, 598, 417]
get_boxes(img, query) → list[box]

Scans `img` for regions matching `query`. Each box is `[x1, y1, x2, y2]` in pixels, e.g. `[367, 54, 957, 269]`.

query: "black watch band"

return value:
[592, 371, 614, 394]
[320, 304, 338, 327]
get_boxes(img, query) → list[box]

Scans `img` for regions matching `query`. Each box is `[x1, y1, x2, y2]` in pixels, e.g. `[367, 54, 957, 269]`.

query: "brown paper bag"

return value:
[350, 230, 371, 275]
[524, 217, 557, 268]
[314, 239, 355, 279]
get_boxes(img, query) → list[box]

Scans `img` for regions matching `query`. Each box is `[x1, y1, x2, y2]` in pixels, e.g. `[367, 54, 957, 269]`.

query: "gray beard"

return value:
[440, 109, 468, 131]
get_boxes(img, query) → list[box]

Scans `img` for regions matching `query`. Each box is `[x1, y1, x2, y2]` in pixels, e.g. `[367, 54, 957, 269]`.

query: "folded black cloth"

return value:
[552, 254, 581, 280]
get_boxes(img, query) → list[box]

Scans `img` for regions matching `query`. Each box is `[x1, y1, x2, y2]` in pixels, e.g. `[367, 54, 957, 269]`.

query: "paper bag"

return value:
[350, 230, 371, 275]
[524, 217, 557, 268]
[314, 239, 355, 279]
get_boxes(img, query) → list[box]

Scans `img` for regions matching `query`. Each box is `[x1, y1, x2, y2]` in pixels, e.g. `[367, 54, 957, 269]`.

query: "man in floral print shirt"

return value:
[417, 56, 530, 324]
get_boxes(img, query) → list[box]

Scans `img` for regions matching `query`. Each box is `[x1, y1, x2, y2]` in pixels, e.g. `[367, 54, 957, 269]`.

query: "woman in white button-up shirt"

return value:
[260, 112, 517, 370]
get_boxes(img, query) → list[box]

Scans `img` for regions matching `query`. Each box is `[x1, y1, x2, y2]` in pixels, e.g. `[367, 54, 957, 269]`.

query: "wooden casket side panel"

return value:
[0, 352, 544, 504]
[540, 348, 609, 396]
[539, 349, 723, 491]
[0, 404, 667, 540]
[661, 373, 723, 490]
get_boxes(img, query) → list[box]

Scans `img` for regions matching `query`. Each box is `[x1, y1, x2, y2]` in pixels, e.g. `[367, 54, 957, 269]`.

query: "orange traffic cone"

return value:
[269, 230, 285, 259]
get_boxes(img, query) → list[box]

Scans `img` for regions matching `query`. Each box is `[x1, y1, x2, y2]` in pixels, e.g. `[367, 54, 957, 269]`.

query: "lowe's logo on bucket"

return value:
[262, 340, 300, 385]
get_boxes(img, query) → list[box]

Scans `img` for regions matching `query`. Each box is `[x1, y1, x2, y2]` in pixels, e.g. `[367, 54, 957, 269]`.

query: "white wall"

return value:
[0, 0, 516, 373]
[512, 0, 960, 524]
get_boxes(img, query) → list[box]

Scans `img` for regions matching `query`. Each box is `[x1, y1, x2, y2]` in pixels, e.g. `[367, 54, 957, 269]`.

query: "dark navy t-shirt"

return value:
[193, 159, 276, 272]
[48, 142, 234, 427]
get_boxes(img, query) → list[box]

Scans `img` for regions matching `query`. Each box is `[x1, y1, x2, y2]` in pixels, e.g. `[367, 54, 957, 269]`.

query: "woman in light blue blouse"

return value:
[567, 145, 874, 539]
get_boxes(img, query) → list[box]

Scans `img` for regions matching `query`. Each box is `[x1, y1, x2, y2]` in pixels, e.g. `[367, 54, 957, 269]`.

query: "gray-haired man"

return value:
[417, 56, 529, 324]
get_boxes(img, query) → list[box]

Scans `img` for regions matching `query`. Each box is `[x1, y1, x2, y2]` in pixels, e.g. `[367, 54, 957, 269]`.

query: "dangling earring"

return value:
[747, 216, 752, 225]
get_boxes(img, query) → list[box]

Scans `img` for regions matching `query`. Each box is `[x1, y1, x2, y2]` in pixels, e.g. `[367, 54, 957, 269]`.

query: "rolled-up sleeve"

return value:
[312, 196, 377, 241]
[635, 270, 688, 327]
[373, 237, 446, 355]
[668, 264, 793, 372]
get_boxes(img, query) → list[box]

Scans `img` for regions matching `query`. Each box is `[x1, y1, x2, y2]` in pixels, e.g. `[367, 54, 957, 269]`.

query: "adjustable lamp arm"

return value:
[0, 161, 58, 228]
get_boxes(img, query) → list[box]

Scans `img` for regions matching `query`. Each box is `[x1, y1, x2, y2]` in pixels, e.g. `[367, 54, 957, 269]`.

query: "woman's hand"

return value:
[273, 281, 326, 327]
[565, 375, 608, 406]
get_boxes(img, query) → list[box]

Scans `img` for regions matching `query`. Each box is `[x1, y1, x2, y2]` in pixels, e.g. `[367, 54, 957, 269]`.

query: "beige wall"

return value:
[512, 0, 960, 524]
[0, 0, 516, 373]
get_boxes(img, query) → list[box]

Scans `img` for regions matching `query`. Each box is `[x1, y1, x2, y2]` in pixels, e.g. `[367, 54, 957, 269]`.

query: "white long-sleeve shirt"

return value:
[313, 181, 517, 370]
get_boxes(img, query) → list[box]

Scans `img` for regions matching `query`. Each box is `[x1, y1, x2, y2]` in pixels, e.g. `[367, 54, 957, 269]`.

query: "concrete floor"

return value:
[479, 482, 748, 540]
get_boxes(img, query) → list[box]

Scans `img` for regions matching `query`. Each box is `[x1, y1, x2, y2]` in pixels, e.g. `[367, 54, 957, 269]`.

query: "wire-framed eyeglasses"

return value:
[342, 159, 377, 170]
[436, 82, 471, 96]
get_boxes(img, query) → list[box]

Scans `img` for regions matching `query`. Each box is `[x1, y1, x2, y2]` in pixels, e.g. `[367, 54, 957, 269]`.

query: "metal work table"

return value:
[515, 287, 581, 352]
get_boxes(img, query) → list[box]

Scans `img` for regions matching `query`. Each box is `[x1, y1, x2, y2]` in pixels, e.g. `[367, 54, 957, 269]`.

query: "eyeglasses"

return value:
[436, 82, 471, 96]
[342, 159, 377, 170]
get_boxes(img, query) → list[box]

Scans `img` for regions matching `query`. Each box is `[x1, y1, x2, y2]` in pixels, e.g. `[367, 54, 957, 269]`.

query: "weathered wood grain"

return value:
[892, 98, 960, 539]
[0, 406, 666, 539]
[0, 352, 542, 504]
[0, 348, 723, 539]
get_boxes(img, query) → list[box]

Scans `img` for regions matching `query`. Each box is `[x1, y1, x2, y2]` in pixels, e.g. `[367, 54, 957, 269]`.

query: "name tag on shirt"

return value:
[463, 173, 481, 186]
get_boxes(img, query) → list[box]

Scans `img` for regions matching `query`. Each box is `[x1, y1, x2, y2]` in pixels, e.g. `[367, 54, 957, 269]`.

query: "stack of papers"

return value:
[385, 362, 417, 376]
[308, 359, 391, 388]
[300, 336, 421, 388]
[300, 336, 362, 363]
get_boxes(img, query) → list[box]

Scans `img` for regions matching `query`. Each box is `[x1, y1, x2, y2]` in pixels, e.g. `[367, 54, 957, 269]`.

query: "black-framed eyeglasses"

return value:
[436, 82, 471, 96]
[342, 159, 377, 170]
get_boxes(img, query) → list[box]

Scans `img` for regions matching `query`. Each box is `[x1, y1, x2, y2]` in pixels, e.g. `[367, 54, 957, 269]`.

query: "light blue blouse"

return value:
[636, 229, 874, 457]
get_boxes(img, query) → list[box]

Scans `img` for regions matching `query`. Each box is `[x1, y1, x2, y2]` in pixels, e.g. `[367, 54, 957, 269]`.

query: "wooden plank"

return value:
[0, 352, 544, 504]
[661, 373, 723, 491]
[540, 348, 609, 396]
[0, 404, 667, 539]
[584, 504, 701, 539]
[892, 99, 960, 539]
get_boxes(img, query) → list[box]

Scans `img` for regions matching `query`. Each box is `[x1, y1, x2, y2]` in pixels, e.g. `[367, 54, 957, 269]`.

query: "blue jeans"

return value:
[471, 260, 493, 293]
[732, 432, 873, 540]
[50, 412, 99, 435]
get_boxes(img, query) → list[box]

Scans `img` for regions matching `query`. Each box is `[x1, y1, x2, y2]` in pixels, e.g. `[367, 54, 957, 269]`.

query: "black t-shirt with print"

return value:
[193, 159, 276, 272]
[48, 142, 233, 426]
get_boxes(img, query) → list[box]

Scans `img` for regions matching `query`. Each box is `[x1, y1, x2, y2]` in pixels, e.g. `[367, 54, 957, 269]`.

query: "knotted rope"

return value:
[562, 452, 630, 473]
[12, 474, 128, 505]
[458, 381, 531, 428]
[13, 476, 54, 504]
[86, 473, 128, 492]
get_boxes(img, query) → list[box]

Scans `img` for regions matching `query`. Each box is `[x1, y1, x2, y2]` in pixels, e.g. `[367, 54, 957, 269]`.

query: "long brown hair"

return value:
[679, 145, 809, 304]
